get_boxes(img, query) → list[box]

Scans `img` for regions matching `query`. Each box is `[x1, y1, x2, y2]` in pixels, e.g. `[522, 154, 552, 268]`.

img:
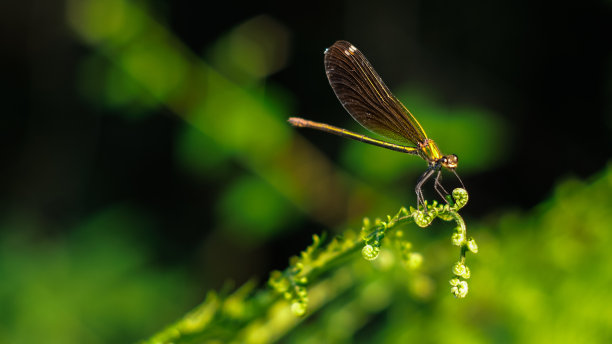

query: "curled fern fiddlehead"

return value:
[269, 188, 477, 316]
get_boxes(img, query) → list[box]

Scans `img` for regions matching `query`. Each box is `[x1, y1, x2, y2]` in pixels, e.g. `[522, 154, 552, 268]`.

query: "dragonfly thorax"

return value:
[418, 139, 443, 162]
[418, 139, 458, 170]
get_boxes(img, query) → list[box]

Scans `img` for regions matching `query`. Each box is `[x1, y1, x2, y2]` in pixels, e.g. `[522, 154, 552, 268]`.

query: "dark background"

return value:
[1, 0, 611, 342]
[2, 0, 611, 275]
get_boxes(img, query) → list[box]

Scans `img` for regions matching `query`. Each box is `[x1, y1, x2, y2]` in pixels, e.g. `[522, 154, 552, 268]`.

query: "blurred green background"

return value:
[1, 0, 611, 343]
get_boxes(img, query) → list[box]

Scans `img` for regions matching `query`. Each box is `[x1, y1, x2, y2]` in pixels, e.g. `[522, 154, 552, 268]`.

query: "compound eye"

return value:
[443, 154, 458, 169]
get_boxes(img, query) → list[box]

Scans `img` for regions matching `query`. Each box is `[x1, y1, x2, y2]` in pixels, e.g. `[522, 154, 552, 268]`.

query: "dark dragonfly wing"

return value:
[324, 40, 428, 145]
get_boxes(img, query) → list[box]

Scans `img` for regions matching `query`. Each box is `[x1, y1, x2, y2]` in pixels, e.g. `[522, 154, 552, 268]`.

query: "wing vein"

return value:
[324, 41, 428, 145]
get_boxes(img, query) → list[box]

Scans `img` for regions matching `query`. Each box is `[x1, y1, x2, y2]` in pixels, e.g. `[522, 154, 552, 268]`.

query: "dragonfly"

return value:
[289, 40, 464, 208]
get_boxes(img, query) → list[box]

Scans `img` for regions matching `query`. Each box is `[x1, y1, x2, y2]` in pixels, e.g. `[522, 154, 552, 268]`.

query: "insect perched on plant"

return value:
[289, 40, 464, 208]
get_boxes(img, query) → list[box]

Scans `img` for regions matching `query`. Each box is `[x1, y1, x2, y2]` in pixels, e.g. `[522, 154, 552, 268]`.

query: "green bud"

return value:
[466, 238, 479, 253]
[449, 278, 468, 298]
[452, 262, 471, 279]
[452, 188, 469, 209]
[291, 301, 307, 316]
[451, 232, 465, 246]
[413, 210, 433, 228]
[362, 244, 380, 261]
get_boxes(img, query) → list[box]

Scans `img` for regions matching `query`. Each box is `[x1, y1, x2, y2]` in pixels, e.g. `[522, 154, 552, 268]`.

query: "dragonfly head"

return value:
[440, 154, 458, 170]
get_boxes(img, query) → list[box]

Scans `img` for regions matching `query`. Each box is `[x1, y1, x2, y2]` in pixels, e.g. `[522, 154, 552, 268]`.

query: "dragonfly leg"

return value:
[452, 169, 465, 190]
[415, 167, 435, 209]
[434, 170, 450, 203]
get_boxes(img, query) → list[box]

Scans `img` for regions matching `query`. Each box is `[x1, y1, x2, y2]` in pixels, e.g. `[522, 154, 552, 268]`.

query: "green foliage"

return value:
[48, 2, 611, 343]
[0, 205, 197, 344]
[137, 165, 612, 343]
[140, 189, 476, 343]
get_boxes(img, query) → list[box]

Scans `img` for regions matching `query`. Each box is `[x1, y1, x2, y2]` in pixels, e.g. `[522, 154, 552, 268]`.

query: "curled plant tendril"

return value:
[269, 234, 327, 316]
[360, 188, 477, 298]
[453, 262, 471, 279]
[450, 278, 469, 298]
[361, 244, 380, 261]
[360, 211, 400, 261]
[269, 188, 476, 317]
[268, 232, 360, 316]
